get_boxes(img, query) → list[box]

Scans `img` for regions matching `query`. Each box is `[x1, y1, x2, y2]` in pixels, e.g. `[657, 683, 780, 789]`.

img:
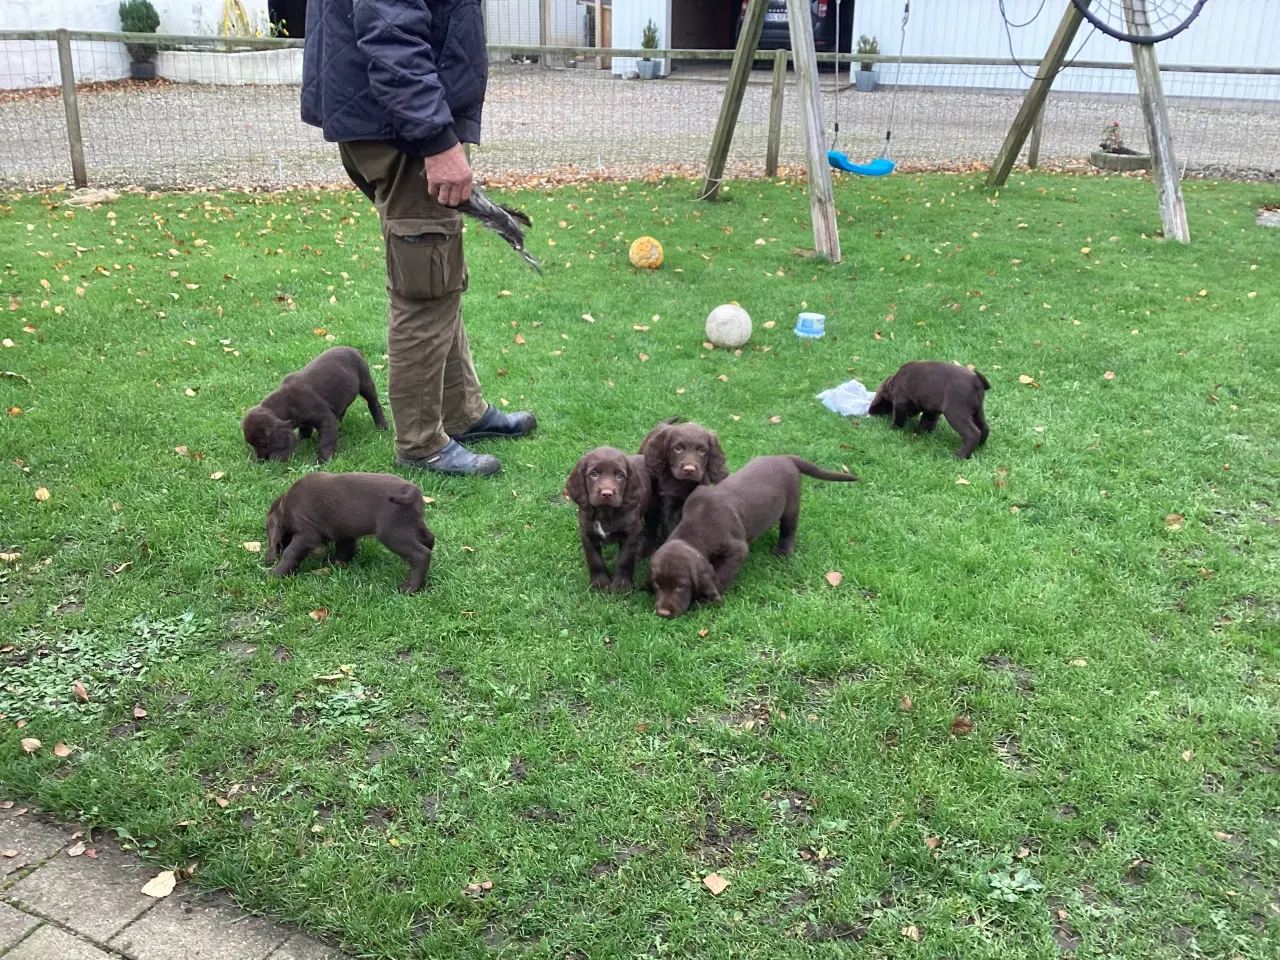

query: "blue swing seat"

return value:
[828, 151, 895, 176]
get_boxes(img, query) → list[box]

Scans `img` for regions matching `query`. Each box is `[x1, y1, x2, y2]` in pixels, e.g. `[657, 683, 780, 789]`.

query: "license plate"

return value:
[765, 12, 787, 22]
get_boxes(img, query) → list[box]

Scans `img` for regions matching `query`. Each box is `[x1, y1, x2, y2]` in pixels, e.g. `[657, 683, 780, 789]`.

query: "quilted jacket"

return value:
[301, 0, 487, 157]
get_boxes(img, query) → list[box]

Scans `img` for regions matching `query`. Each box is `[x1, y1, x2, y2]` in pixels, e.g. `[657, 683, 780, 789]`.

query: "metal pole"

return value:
[56, 28, 88, 188]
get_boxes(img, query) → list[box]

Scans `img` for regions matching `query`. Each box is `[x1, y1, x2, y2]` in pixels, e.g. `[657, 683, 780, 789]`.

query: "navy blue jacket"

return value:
[302, 0, 487, 157]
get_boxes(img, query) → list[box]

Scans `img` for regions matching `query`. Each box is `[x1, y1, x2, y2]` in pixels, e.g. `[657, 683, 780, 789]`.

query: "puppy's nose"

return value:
[680, 464, 697, 476]
[657, 607, 672, 618]
[599, 487, 616, 499]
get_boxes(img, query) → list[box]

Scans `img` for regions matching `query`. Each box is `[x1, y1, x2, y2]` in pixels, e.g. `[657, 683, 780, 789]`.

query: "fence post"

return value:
[56, 28, 88, 189]
[765, 49, 788, 177]
[1027, 104, 1045, 169]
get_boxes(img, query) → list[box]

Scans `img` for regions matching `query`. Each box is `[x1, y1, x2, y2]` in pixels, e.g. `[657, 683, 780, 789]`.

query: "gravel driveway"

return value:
[1, 62, 1276, 189]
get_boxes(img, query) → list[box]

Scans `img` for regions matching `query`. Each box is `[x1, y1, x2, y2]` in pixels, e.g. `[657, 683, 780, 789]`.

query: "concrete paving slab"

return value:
[267, 933, 346, 959]
[0, 817, 73, 880]
[109, 890, 286, 960]
[0, 902, 41, 952]
[3, 923, 114, 959]
[8, 838, 155, 941]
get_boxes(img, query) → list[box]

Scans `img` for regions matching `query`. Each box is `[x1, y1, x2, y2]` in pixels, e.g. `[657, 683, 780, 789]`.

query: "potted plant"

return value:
[637, 19, 661, 80]
[119, 0, 161, 80]
[855, 34, 879, 92]
[1089, 120, 1151, 172]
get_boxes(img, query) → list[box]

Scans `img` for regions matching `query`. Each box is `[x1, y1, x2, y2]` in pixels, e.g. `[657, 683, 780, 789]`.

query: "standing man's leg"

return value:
[339, 141, 533, 476]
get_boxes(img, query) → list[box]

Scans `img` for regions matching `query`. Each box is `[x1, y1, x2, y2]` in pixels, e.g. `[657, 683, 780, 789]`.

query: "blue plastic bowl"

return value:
[795, 312, 825, 339]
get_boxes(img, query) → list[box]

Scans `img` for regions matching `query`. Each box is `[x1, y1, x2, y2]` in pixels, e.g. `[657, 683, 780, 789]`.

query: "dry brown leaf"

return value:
[1181, 749, 1194, 762]
[1164, 513, 1184, 530]
[697, 629, 709, 638]
[242, 541, 261, 553]
[950, 716, 974, 737]
[824, 571, 843, 587]
[209, 471, 225, 481]
[768, 416, 781, 424]
[0, 552, 19, 562]
[762, 320, 776, 329]
[184, 388, 197, 397]
[141, 870, 177, 898]
[7, 407, 19, 417]
[638, 353, 649, 361]
[2, 850, 18, 858]
[422, 496, 435, 504]
[309, 609, 329, 622]
[133, 706, 148, 719]
[955, 476, 971, 485]
[702, 872, 730, 896]
[53, 742, 72, 758]
[902, 924, 922, 942]
[67, 840, 86, 857]
[20, 738, 42, 753]
[73, 681, 89, 702]
[1068, 659, 1088, 667]
[174, 445, 189, 455]
[899, 696, 913, 712]
[34, 487, 50, 501]
[514, 334, 526, 345]
[925, 837, 941, 850]
[1103, 370, 1116, 380]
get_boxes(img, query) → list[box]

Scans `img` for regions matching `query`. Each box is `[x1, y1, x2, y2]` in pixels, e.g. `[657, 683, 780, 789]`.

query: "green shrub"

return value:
[119, 0, 160, 61]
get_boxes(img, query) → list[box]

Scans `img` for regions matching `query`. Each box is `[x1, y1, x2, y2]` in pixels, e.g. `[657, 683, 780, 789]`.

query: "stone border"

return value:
[1, 802, 346, 960]
[1088, 149, 1152, 172]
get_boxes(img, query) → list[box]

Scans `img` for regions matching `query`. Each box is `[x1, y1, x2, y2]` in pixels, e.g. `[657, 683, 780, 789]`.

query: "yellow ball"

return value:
[629, 236, 664, 269]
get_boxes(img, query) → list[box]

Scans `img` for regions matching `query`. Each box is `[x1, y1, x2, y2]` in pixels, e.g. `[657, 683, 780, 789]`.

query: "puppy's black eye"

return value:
[588, 470, 599, 479]
[673, 444, 684, 453]
[697, 446, 707, 455]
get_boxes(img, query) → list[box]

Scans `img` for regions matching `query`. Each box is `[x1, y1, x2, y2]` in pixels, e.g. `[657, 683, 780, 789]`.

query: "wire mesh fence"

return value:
[1, 30, 1278, 192]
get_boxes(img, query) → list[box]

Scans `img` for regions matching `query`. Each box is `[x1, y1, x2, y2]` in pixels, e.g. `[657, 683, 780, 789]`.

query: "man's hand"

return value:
[424, 143, 473, 207]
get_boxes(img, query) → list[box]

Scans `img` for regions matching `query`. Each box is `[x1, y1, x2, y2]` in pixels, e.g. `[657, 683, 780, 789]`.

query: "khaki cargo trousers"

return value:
[339, 141, 488, 459]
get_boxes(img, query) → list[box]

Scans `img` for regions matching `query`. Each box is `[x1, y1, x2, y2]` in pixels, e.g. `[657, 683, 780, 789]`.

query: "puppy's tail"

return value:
[975, 370, 991, 391]
[389, 490, 424, 508]
[788, 457, 859, 482]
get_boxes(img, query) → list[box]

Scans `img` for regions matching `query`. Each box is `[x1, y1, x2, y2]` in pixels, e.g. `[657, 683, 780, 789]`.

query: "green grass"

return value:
[2, 171, 1278, 959]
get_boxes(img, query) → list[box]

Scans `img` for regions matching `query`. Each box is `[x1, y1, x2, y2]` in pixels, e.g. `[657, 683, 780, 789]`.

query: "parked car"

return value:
[734, 0, 853, 53]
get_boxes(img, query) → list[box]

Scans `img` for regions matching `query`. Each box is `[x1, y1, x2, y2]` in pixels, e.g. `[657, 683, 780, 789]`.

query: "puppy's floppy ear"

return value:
[621, 456, 652, 515]
[265, 498, 285, 564]
[565, 457, 590, 506]
[640, 424, 671, 475]
[690, 551, 721, 603]
[705, 433, 728, 484]
[869, 375, 895, 415]
[975, 370, 991, 391]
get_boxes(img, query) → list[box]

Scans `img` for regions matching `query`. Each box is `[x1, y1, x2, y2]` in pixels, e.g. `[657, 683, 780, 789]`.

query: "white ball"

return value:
[705, 303, 752, 349]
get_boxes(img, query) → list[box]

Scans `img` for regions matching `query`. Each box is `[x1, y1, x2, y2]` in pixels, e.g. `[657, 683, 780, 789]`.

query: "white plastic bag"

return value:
[816, 378, 876, 417]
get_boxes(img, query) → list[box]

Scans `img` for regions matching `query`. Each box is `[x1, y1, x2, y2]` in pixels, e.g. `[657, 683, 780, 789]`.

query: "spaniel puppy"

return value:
[638, 419, 728, 540]
[869, 361, 990, 459]
[566, 446, 653, 591]
[265, 472, 434, 593]
[648, 456, 857, 618]
[243, 346, 387, 463]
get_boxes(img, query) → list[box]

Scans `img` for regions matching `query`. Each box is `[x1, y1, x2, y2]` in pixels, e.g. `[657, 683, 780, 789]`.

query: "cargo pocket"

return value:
[384, 218, 466, 300]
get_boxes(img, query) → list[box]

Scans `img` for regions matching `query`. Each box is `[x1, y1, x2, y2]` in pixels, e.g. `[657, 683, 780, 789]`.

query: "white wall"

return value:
[484, 0, 586, 46]
[0, 0, 270, 89]
[611, 0, 670, 78]
[849, 0, 1280, 101]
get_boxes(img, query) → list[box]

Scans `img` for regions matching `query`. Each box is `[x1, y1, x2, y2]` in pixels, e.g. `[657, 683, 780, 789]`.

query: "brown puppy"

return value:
[565, 446, 653, 591]
[638, 419, 728, 540]
[648, 456, 857, 618]
[265, 472, 434, 593]
[243, 346, 387, 463]
[869, 360, 991, 459]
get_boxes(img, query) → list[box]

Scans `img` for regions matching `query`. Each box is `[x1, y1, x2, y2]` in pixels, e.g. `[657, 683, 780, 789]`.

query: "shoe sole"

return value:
[395, 458, 502, 477]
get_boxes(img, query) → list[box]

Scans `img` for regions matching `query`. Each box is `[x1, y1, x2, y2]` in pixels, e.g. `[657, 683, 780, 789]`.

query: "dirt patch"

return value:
[364, 806, 396, 830]
[982, 655, 1035, 692]
[589, 843, 652, 878]
[768, 788, 815, 825]
[366, 742, 397, 764]
[1257, 206, 1280, 227]
[803, 921, 867, 942]
[688, 811, 757, 864]
[519, 805, 566, 824]
[1047, 897, 1081, 953]
[221, 641, 258, 657]
[994, 734, 1036, 773]
[271, 644, 292, 663]
[780, 887, 812, 912]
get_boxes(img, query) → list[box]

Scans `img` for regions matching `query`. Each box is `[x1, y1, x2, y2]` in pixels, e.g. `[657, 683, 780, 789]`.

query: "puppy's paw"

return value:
[398, 579, 425, 594]
[609, 577, 634, 593]
[267, 564, 291, 578]
[953, 450, 973, 459]
[772, 544, 795, 557]
[589, 573, 612, 591]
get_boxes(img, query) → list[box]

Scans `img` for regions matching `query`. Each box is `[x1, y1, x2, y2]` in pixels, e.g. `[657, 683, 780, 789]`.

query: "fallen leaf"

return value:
[697, 629, 709, 638]
[633, 324, 649, 332]
[769, 416, 781, 424]
[7, 407, 19, 417]
[950, 716, 974, 737]
[73, 681, 89, 702]
[717, 374, 728, 382]
[1165, 514, 1184, 530]
[67, 841, 86, 857]
[209, 471, 225, 480]
[1018, 374, 1034, 384]
[899, 696, 913, 712]
[1103, 370, 1115, 380]
[0, 552, 19, 562]
[1181, 749, 1194, 762]
[216, 797, 229, 808]
[1198, 289, 1207, 297]
[2, 850, 17, 858]
[84, 848, 98, 858]
[955, 476, 971, 485]
[312, 327, 327, 336]
[1017, 846, 1032, 859]
[902, 924, 922, 942]
[638, 353, 649, 361]
[141, 870, 177, 898]
[1068, 659, 1088, 667]
[174, 445, 189, 455]
[53, 742, 72, 758]
[242, 541, 261, 553]
[702, 341, 715, 350]
[34, 487, 50, 501]
[824, 571, 843, 587]
[925, 837, 941, 850]
[20, 738, 42, 753]
[702, 872, 730, 896]
[184, 388, 196, 397]
[422, 496, 435, 504]
[514, 334, 526, 345]
[309, 609, 329, 622]
[133, 706, 147, 719]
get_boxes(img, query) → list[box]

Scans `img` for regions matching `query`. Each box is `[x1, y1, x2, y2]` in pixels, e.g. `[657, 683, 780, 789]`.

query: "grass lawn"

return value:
[1, 170, 1278, 959]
